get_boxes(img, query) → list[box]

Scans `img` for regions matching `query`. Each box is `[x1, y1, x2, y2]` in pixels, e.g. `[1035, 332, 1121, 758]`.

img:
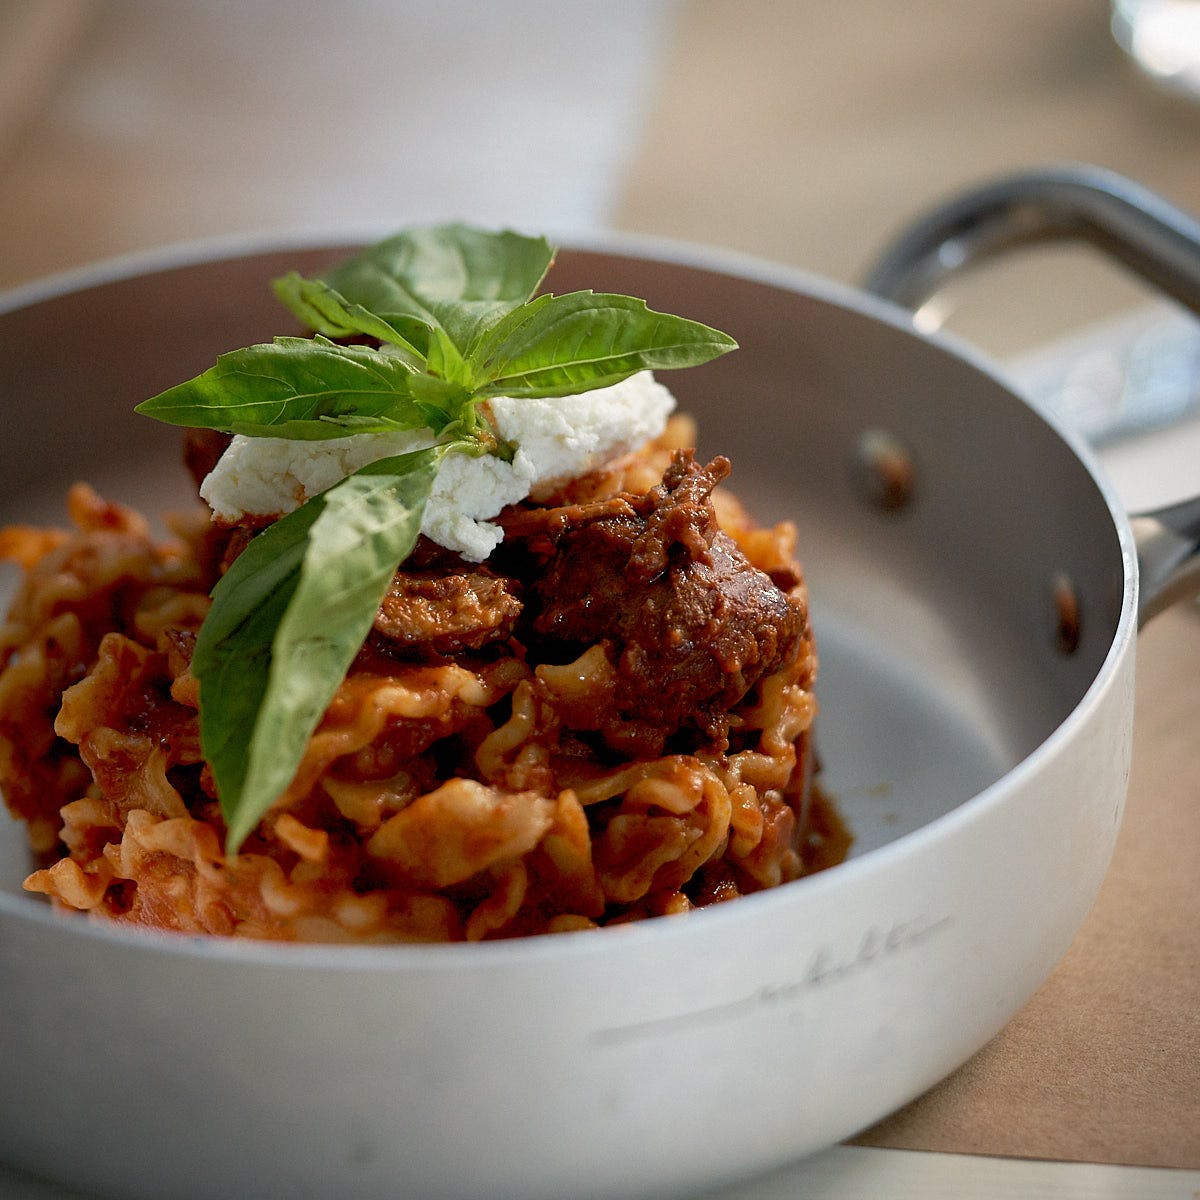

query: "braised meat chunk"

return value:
[373, 566, 522, 659]
[523, 451, 808, 749]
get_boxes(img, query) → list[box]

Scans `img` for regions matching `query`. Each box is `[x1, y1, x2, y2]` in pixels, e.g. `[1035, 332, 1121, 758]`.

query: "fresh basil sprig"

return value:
[193, 445, 460, 850]
[135, 223, 737, 851]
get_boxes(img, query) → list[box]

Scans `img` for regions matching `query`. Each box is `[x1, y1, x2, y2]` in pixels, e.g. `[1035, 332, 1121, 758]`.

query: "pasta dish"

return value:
[0, 224, 848, 941]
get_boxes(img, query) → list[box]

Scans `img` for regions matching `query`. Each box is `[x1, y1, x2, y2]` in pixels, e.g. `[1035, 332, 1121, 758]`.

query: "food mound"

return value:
[0, 223, 848, 942]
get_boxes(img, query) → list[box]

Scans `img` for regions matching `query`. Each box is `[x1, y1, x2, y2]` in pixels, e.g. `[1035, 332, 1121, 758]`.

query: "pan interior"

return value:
[559, 248, 1128, 855]
[0, 244, 1128, 893]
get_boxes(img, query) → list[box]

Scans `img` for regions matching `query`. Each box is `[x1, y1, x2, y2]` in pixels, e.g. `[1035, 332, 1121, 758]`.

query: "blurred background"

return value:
[1, 0, 1199, 1188]
[2, 1, 1196, 345]
[3, 0, 1198, 508]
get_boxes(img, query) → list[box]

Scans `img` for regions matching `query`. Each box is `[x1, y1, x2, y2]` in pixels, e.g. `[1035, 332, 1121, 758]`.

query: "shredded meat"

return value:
[372, 567, 522, 659]
[514, 451, 808, 751]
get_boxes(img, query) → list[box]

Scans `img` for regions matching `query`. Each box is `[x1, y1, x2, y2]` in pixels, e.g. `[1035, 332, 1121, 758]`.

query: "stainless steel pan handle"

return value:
[863, 163, 1200, 319]
[862, 163, 1200, 623]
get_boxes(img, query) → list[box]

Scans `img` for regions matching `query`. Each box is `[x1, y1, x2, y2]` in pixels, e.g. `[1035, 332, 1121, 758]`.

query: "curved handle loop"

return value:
[862, 163, 1200, 624]
[1133, 495, 1200, 625]
[862, 163, 1200, 317]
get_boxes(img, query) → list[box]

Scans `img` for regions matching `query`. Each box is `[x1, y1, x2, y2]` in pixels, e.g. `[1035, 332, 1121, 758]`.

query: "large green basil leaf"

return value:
[471, 291, 738, 398]
[135, 337, 433, 438]
[194, 444, 452, 851]
[290, 224, 556, 367]
[326, 223, 554, 305]
[271, 273, 427, 367]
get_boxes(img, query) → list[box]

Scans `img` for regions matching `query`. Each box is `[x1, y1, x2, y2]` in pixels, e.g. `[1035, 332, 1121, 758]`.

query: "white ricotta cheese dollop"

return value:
[199, 370, 677, 561]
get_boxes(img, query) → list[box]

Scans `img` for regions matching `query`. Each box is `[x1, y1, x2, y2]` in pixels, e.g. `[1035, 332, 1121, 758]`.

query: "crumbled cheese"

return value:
[199, 370, 676, 561]
[199, 427, 434, 522]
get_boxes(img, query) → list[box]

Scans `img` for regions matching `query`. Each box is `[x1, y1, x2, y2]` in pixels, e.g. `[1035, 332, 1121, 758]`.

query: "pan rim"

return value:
[0, 230, 1140, 967]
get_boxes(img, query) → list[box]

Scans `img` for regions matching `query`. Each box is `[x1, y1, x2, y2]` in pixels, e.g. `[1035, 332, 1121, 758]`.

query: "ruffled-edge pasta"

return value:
[0, 421, 849, 941]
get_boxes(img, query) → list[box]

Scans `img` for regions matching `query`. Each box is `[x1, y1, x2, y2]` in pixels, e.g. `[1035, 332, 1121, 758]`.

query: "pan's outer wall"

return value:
[0, 648, 1135, 1200]
[0, 240, 1136, 1200]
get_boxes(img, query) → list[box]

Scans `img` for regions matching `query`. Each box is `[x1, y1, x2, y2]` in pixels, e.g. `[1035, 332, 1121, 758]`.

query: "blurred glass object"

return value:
[1112, 0, 1200, 99]
[1011, 305, 1200, 445]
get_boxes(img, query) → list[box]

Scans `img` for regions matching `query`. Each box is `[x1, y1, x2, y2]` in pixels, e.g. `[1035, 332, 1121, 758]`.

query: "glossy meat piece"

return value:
[525, 451, 808, 747]
[372, 566, 522, 659]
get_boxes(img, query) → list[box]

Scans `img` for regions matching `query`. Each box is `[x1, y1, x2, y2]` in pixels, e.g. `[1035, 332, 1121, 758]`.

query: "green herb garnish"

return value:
[136, 223, 737, 851]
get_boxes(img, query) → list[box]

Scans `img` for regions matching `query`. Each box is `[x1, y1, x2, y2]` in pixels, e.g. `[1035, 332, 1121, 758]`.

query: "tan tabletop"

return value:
[1, 0, 1197, 1183]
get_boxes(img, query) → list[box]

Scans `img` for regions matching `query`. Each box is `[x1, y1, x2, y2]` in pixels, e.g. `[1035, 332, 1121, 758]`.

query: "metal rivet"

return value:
[854, 429, 916, 511]
[1051, 572, 1081, 655]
